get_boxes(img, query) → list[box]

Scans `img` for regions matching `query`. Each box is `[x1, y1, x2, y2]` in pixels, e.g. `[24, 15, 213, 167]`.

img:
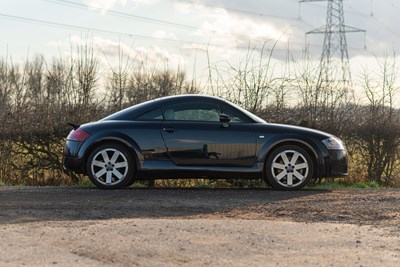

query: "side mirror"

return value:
[219, 114, 231, 128]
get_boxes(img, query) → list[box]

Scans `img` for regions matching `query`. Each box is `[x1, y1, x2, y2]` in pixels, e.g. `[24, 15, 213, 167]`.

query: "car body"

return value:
[63, 95, 348, 190]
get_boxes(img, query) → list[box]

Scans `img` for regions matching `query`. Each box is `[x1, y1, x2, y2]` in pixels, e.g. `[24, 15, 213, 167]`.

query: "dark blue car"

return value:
[63, 95, 348, 190]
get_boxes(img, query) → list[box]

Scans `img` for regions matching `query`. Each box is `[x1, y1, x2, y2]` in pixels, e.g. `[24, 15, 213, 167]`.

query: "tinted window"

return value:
[223, 101, 266, 123]
[163, 102, 221, 122]
[220, 105, 249, 123]
[135, 108, 163, 121]
[103, 99, 160, 121]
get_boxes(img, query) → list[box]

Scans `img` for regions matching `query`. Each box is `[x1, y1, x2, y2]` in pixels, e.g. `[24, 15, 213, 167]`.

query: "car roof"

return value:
[103, 95, 225, 121]
[102, 94, 265, 123]
[156, 94, 227, 105]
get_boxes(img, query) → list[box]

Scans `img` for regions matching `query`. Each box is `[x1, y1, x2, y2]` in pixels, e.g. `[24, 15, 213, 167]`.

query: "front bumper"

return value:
[322, 149, 348, 177]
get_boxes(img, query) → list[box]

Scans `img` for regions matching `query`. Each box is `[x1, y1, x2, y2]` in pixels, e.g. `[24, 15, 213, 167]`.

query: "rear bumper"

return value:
[63, 141, 85, 174]
[63, 156, 84, 174]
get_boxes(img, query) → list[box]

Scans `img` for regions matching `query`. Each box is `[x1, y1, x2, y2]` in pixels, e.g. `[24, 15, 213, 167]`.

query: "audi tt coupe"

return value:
[63, 95, 348, 190]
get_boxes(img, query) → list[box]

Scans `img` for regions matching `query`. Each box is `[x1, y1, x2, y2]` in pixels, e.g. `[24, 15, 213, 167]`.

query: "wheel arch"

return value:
[81, 134, 142, 175]
[260, 138, 320, 178]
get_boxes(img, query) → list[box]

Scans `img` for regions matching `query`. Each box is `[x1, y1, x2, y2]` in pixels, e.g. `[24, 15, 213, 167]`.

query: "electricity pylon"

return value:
[300, 0, 365, 89]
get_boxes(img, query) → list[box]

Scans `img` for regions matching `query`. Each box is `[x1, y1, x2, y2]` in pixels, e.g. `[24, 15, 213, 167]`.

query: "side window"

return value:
[220, 105, 250, 123]
[135, 108, 163, 121]
[163, 102, 221, 122]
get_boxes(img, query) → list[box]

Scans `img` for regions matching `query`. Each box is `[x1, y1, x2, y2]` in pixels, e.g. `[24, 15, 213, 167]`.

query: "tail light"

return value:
[67, 129, 90, 142]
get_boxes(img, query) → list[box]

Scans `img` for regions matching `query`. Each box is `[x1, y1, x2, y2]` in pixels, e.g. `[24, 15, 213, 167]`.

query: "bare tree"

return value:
[207, 42, 279, 114]
[292, 48, 353, 135]
[104, 43, 135, 112]
[74, 40, 99, 108]
[349, 54, 400, 184]
[125, 59, 197, 105]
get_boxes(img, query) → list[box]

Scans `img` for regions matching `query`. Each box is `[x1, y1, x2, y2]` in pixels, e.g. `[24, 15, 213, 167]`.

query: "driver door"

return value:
[161, 101, 257, 167]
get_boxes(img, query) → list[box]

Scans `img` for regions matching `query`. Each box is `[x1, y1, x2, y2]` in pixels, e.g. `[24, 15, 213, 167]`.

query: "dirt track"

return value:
[0, 187, 399, 266]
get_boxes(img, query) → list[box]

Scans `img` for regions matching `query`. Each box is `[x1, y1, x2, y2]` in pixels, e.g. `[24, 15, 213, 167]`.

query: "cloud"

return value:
[49, 35, 184, 69]
[133, 45, 185, 68]
[90, 36, 183, 65]
[152, 31, 177, 41]
[84, 0, 159, 13]
[190, 11, 291, 59]
[84, 0, 127, 13]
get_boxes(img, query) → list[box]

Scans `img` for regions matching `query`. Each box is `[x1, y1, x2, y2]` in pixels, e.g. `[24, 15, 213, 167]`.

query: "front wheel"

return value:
[265, 145, 313, 190]
[86, 144, 134, 189]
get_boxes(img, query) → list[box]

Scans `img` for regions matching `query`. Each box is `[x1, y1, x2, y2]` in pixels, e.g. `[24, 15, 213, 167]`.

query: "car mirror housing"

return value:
[219, 114, 231, 128]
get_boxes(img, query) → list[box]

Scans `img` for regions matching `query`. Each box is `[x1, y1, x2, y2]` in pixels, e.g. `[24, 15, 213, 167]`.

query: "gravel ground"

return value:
[0, 187, 399, 266]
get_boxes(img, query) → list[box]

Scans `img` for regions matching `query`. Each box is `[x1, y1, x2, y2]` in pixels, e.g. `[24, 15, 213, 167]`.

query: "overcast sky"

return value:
[0, 0, 399, 79]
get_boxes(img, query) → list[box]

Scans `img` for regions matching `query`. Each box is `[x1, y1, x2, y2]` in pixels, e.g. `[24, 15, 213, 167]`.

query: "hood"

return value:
[260, 123, 333, 140]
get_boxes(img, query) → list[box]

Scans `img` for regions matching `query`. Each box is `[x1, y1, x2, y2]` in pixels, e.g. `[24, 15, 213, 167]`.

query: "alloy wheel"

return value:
[90, 148, 129, 186]
[270, 149, 310, 189]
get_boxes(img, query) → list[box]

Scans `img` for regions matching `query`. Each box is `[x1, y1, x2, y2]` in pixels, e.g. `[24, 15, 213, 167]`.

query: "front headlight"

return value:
[322, 137, 345, 150]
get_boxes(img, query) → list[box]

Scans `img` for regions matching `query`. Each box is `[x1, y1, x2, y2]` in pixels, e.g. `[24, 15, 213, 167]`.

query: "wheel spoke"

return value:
[290, 152, 300, 165]
[287, 173, 293, 186]
[281, 153, 290, 165]
[114, 162, 128, 168]
[275, 170, 287, 181]
[113, 169, 124, 180]
[272, 163, 286, 170]
[295, 163, 308, 170]
[110, 151, 120, 164]
[293, 170, 305, 181]
[101, 151, 110, 163]
[106, 171, 112, 184]
[92, 160, 105, 168]
[95, 168, 107, 178]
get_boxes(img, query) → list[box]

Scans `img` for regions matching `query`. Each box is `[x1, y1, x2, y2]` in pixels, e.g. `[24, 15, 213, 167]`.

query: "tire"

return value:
[265, 145, 313, 190]
[86, 143, 134, 189]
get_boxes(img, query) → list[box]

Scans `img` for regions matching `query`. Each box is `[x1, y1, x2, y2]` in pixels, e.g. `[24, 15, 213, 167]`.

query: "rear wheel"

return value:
[265, 145, 313, 190]
[86, 144, 134, 189]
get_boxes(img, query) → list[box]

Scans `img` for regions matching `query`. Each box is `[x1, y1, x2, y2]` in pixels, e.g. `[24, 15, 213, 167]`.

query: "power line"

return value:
[299, 0, 373, 17]
[43, 0, 282, 42]
[172, 0, 301, 21]
[43, 0, 324, 48]
[384, 0, 400, 11]
[172, 0, 317, 31]
[303, 0, 400, 39]
[0, 13, 199, 45]
[44, 0, 197, 31]
[0, 12, 298, 52]
[301, 0, 365, 89]
[0, 10, 370, 53]
[0, 2, 371, 56]
[343, 2, 400, 39]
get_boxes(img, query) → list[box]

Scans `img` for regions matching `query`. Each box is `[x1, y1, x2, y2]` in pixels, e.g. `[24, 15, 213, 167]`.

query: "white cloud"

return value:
[173, 0, 219, 15]
[49, 36, 185, 70]
[84, 0, 127, 13]
[84, 0, 159, 13]
[194, 11, 290, 51]
[133, 45, 184, 67]
[152, 31, 177, 41]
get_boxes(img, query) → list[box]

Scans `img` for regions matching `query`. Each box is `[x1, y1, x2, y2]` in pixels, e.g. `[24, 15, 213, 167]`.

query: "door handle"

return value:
[162, 127, 175, 133]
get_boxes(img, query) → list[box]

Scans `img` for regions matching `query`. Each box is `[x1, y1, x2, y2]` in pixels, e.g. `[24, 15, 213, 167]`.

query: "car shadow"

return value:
[0, 187, 331, 225]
